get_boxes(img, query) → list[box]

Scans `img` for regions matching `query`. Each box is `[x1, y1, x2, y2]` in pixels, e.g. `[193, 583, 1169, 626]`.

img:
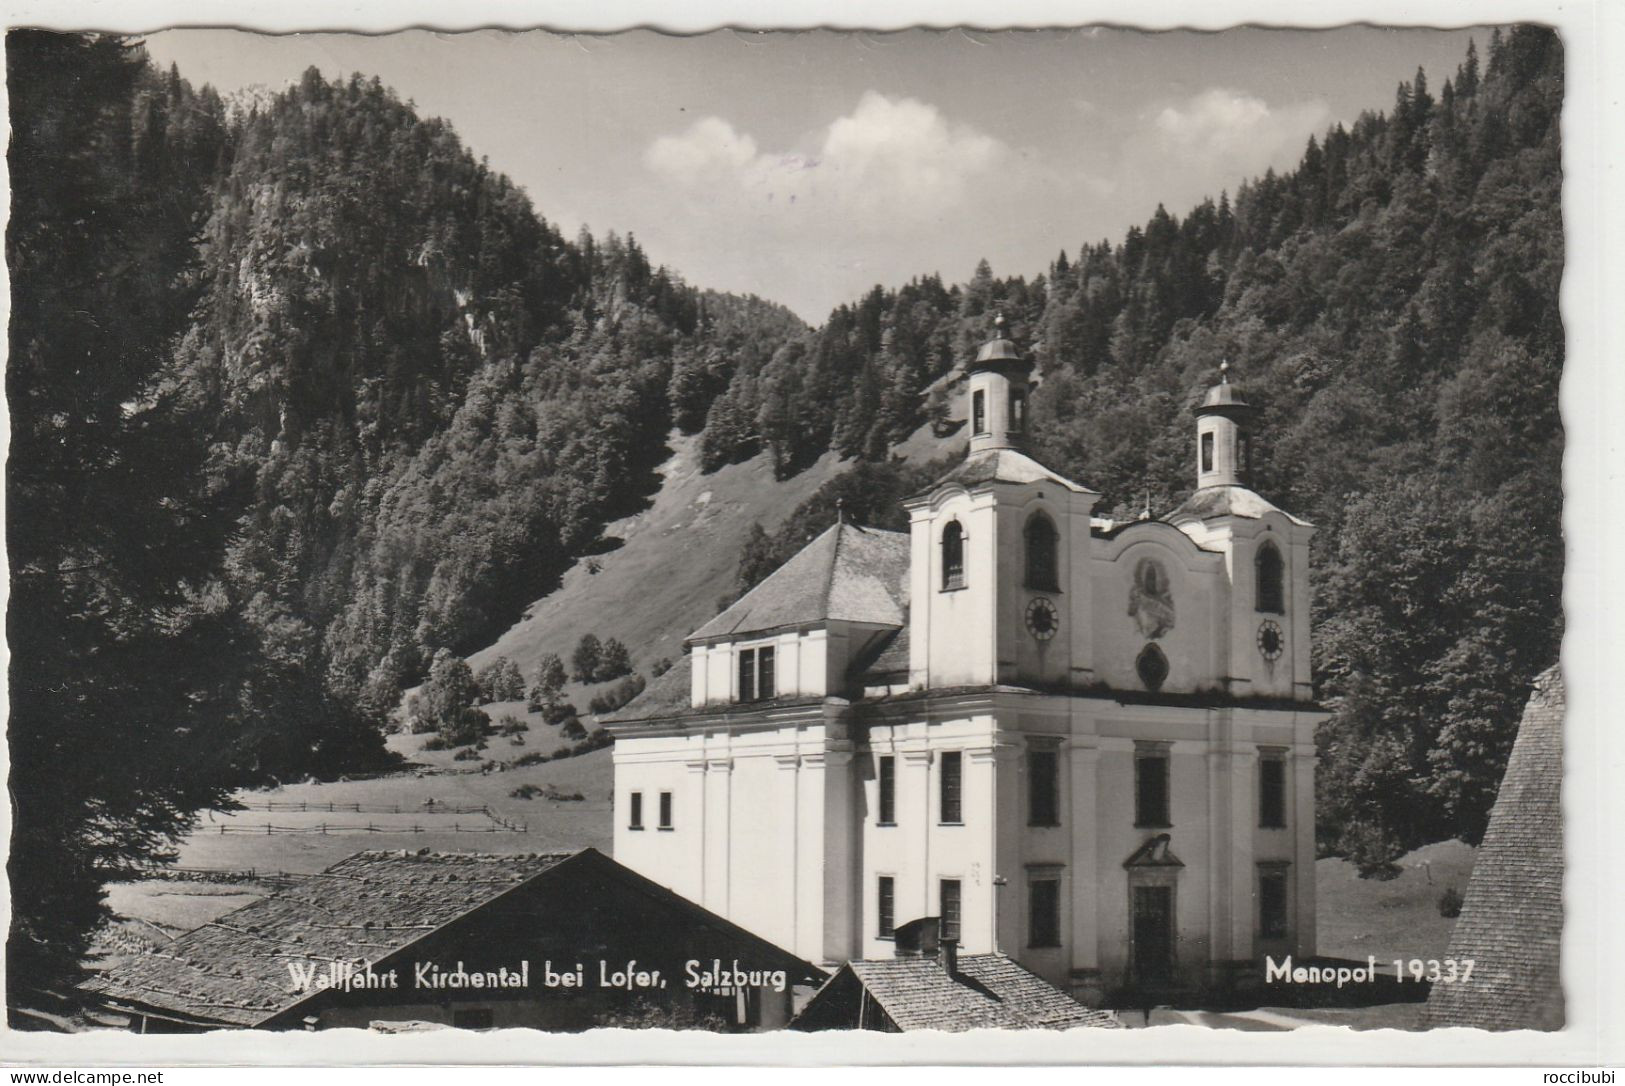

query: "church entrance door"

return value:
[1131, 885, 1175, 986]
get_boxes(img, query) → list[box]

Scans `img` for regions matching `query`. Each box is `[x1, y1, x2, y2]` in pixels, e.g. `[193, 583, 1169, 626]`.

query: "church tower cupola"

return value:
[1193, 362, 1257, 488]
[965, 315, 1033, 455]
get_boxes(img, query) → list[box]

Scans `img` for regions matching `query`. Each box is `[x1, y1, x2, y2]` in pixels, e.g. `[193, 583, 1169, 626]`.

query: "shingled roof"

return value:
[1422, 663, 1564, 1031]
[690, 522, 909, 642]
[1164, 484, 1311, 526]
[85, 850, 576, 1027]
[86, 846, 827, 1030]
[792, 953, 1119, 1032]
[920, 448, 1096, 497]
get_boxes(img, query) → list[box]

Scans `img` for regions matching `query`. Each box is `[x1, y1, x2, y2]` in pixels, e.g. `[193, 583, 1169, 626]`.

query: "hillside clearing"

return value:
[1315, 839, 1476, 964]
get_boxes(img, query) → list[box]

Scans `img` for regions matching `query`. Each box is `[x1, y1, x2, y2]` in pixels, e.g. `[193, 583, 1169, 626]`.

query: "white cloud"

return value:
[643, 91, 1008, 232]
[1151, 88, 1330, 171]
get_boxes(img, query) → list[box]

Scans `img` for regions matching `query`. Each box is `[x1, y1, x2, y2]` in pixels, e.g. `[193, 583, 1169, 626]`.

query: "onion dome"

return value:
[1194, 362, 1256, 420]
[968, 314, 1031, 374]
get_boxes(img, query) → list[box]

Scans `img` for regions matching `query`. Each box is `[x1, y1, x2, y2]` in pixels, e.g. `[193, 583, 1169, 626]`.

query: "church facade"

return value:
[605, 329, 1325, 1004]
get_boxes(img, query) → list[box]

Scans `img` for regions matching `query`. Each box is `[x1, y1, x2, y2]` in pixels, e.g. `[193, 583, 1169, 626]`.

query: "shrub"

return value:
[561, 718, 587, 742]
[421, 735, 448, 752]
[509, 735, 525, 746]
[497, 714, 528, 736]
[588, 674, 646, 715]
[452, 747, 481, 762]
[512, 751, 547, 768]
[650, 657, 674, 678]
[597, 638, 633, 682]
[543, 701, 579, 727]
[405, 693, 437, 734]
[510, 784, 543, 800]
[1437, 887, 1465, 918]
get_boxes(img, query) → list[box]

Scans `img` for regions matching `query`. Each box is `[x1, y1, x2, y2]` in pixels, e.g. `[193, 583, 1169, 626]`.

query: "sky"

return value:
[143, 26, 1484, 323]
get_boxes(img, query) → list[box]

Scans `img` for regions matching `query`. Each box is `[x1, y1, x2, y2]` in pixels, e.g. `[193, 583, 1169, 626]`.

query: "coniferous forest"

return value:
[7, 27, 1561, 992]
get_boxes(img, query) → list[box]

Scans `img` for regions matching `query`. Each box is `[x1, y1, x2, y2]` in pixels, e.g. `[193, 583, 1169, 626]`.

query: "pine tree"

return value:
[5, 30, 250, 996]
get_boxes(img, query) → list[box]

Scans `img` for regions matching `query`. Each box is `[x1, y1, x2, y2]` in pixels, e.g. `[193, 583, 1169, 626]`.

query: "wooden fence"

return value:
[215, 820, 528, 835]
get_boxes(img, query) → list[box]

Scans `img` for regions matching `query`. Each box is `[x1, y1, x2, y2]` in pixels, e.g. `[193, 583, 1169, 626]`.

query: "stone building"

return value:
[606, 327, 1325, 1004]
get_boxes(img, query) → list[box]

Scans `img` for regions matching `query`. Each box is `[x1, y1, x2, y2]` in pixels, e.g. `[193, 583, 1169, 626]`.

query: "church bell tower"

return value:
[1194, 362, 1256, 488]
[966, 315, 1032, 453]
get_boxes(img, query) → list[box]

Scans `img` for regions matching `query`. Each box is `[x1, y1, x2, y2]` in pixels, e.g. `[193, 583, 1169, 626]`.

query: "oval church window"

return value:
[1136, 643, 1170, 692]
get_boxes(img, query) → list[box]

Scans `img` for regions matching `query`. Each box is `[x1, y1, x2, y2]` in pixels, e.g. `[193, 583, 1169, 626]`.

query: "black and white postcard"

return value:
[3, 0, 1619, 1068]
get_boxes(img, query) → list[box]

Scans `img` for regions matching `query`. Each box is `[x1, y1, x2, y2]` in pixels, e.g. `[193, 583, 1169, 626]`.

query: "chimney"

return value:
[941, 937, 959, 978]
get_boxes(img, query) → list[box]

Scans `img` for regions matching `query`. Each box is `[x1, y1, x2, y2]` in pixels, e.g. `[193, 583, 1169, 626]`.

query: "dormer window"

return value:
[941, 521, 965, 591]
[1025, 513, 1059, 592]
[972, 390, 987, 436]
[1255, 542, 1285, 614]
[738, 644, 776, 702]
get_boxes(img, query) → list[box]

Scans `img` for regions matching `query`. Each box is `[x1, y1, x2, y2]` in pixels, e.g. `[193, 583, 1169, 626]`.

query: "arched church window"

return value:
[1136, 643, 1169, 692]
[1025, 513, 1059, 591]
[1255, 542, 1285, 614]
[941, 521, 965, 591]
[1008, 387, 1026, 432]
[972, 390, 987, 436]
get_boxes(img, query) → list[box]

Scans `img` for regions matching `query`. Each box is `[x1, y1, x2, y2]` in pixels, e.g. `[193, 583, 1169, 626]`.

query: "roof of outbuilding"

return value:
[919, 448, 1097, 497]
[689, 521, 909, 642]
[1164, 484, 1311, 526]
[1423, 663, 1564, 1031]
[832, 954, 1119, 1031]
[84, 850, 577, 1027]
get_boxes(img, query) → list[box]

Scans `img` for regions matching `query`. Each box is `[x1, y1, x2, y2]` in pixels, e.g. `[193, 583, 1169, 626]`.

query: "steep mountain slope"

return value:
[468, 422, 963, 711]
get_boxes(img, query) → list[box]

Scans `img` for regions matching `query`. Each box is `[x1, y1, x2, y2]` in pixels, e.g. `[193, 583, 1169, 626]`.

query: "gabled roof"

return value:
[798, 953, 1118, 1031]
[918, 448, 1097, 498]
[689, 522, 909, 642]
[87, 846, 826, 1028]
[85, 849, 577, 1026]
[1164, 484, 1311, 526]
[1423, 664, 1564, 1031]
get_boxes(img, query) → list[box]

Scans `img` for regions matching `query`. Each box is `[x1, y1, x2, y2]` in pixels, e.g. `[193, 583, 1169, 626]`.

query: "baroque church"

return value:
[605, 325, 1325, 1004]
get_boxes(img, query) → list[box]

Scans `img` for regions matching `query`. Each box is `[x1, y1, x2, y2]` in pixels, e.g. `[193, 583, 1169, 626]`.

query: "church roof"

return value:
[794, 954, 1119, 1032]
[689, 521, 909, 642]
[1164, 484, 1311, 526]
[919, 448, 1097, 497]
[1422, 664, 1564, 1031]
[850, 626, 910, 687]
[598, 653, 694, 723]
